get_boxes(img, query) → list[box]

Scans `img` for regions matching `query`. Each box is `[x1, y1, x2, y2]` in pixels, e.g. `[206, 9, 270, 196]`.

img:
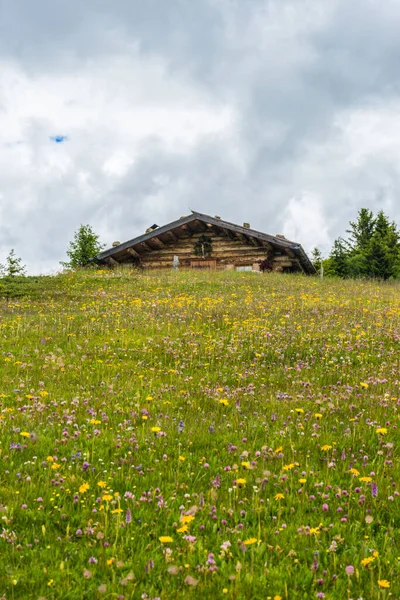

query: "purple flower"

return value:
[345, 565, 354, 575]
[125, 508, 132, 524]
[322, 503, 329, 511]
[88, 557, 98, 564]
[371, 483, 378, 498]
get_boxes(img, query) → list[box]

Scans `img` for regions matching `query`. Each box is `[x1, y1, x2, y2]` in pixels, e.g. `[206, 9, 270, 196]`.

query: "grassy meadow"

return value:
[0, 270, 399, 599]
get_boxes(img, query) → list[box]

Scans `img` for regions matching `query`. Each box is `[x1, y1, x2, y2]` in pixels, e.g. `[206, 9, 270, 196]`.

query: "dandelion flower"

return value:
[361, 557, 375, 566]
[378, 580, 390, 588]
[282, 463, 294, 471]
[244, 538, 258, 545]
[159, 536, 173, 543]
[274, 493, 284, 500]
[236, 478, 246, 487]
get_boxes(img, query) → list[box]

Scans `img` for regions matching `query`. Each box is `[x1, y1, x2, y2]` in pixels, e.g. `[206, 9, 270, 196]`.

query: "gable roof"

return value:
[95, 211, 315, 274]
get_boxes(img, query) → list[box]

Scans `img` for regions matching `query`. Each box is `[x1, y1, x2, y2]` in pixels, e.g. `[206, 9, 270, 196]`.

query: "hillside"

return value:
[0, 270, 399, 599]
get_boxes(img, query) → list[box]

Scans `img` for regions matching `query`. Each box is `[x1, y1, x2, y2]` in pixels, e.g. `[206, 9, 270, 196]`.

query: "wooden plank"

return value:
[166, 230, 179, 242]
[151, 237, 166, 248]
[140, 242, 153, 251]
[180, 224, 194, 236]
[126, 247, 140, 258]
[105, 257, 119, 267]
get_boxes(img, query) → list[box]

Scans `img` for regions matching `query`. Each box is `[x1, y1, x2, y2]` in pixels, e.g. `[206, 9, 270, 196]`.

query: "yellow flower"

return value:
[219, 399, 229, 406]
[90, 418, 101, 425]
[179, 456, 186, 461]
[236, 478, 246, 487]
[102, 494, 113, 502]
[359, 476, 372, 483]
[378, 580, 390, 588]
[106, 558, 115, 565]
[309, 527, 320, 535]
[320, 445, 332, 451]
[20, 432, 30, 438]
[298, 478, 307, 484]
[274, 493, 284, 500]
[241, 461, 251, 469]
[159, 536, 173, 543]
[376, 428, 387, 435]
[361, 557, 375, 566]
[274, 446, 283, 454]
[151, 426, 161, 433]
[111, 508, 123, 514]
[282, 463, 294, 471]
[51, 463, 60, 470]
[314, 413, 322, 419]
[295, 408, 304, 414]
[180, 515, 195, 525]
[79, 483, 89, 494]
[244, 537, 258, 545]
[47, 456, 54, 462]
[97, 481, 107, 488]
[349, 468, 360, 476]
[274, 597, 282, 600]
[142, 415, 148, 421]
[360, 382, 369, 388]
[177, 525, 188, 533]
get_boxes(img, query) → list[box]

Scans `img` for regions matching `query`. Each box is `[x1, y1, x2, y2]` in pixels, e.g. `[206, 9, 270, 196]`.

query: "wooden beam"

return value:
[126, 247, 140, 258]
[167, 230, 179, 242]
[220, 228, 236, 241]
[285, 248, 296, 258]
[260, 240, 273, 251]
[105, 257, 119, 267]
[246, 236, 263, 247]
[181, 224, 194, 236]
[141, 242, 153, 251]
[151, 237, 165, 248]
[195, 220, 208, 232]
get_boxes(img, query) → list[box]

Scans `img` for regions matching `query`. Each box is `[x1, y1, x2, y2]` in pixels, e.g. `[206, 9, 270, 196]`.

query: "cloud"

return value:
[1, 0, 400, 272]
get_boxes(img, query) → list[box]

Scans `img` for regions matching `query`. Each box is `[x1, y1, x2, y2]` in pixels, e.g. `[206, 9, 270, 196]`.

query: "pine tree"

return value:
[61, 225, 105, 269]
[365, 235, 393, 279]
[328, 238, 349, 277]
[346, 208, 376, 253]
[0, 249, 26, 277]
[311, 248, 322, 272]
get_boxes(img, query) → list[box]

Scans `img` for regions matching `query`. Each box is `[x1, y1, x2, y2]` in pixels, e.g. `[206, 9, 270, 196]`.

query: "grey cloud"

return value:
[2, 0, 400, 271]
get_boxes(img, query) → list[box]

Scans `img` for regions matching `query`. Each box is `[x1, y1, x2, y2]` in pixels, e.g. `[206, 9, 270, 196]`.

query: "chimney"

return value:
[112, 241, 121, 247]
[243, 222, 250, 229]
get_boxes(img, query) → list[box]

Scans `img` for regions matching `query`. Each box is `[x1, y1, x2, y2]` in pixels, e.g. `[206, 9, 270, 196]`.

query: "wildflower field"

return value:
[0, 270, 399, 600]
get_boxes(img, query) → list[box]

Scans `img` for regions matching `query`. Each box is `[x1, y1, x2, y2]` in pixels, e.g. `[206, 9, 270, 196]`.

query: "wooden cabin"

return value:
[94, 211, 315, 274]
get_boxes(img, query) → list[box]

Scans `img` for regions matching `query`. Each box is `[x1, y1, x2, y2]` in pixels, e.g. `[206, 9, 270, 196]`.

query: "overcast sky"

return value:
[1, 0, 400, 273]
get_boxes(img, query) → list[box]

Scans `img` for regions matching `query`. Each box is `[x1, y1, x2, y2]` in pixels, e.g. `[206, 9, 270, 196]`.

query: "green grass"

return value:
[0, 269, 399, 599]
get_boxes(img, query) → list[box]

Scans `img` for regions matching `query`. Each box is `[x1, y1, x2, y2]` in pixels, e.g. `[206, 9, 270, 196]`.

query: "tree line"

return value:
[312, 208, 400, 279]
[2, 211, 400, 279]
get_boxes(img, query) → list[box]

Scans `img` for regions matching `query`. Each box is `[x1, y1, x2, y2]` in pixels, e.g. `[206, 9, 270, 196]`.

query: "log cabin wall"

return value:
[116, 231, 298, 272]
